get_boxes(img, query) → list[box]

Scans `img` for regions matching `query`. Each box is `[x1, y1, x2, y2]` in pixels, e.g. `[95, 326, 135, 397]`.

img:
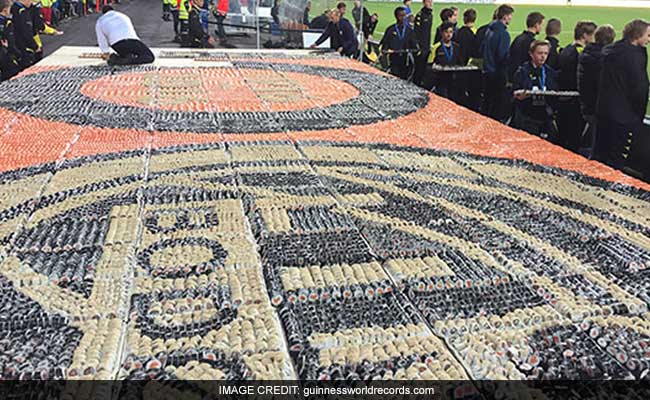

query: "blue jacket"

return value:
[482, 20, 510, 75]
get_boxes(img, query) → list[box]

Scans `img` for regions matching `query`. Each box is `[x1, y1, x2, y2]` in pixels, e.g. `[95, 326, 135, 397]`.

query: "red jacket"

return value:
[216, 0, 228, 16]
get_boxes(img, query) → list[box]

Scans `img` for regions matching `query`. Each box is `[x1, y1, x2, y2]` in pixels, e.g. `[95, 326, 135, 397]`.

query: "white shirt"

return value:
[95, 11, 140, 54]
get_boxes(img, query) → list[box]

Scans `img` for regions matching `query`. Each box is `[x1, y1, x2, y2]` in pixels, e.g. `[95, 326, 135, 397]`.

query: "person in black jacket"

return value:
[0, 0, 21, 81]
[311, 9, 358, 57]
[310, 11, 329, 30]
[455, 8, 481, 111]
[433, 7, 455, 44]
[412, 0, 432, 87]
[508, 12, 544, 81]
[11, 0, 39, 69]
[557, 20, 596, 152]
[186, 0, 213, 47]
[577, 24, 615, 159]
[455, 9, 476, 66]
[473, 8, 496, 71]
[380, 6, 419, 80]
[29, 1, 46, 63]
[545, 18, 561, 70]
[596, 19, 650, 169]
[351, 0, 369, 32]
[427, 21, 466, 103]
[512, 40, 559, 139]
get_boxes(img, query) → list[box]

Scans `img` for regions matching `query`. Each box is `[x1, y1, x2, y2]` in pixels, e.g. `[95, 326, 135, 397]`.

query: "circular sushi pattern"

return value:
[0, 140, 648, 387]
[0, 62, 428, 134]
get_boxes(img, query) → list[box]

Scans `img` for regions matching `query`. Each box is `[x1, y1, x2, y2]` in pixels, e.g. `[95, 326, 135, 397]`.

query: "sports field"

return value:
[313, 1, 644, 45]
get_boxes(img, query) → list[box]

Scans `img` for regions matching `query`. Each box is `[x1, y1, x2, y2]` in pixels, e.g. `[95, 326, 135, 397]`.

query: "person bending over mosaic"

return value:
[95, 5, 155, 66]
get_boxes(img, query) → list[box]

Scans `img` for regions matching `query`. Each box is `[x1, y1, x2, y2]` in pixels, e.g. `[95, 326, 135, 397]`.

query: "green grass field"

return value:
[311, 1, 649, 111]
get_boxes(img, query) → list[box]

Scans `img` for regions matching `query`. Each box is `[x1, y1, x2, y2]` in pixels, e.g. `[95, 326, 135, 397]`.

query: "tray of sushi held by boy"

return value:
[430, 64, 480, 72]
[514, 89, 580, 97]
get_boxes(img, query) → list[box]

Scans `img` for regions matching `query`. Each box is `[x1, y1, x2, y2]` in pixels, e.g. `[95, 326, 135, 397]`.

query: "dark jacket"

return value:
[509, 30, 536, 80]
[513, 62, 559, 120]
[351, 5, 369, 31]
[380, 22, 419, 52]
[430, 41, 464, 66]
[546, 36, 561, 70]
[364, 18, 377, 38]
[380, 22, 419, 76]
[482, 20, 510, 76]
[0, 15, 20, 61]
[558, 42, 584, 91]
[303, 8, 309, 26]
[577, 42, 605, 116]
[434, 22, 457, 44]
[11, 1, 38, 55]
[315, 18, 358, 56]
[310, 14, 329, 30]
[474, 23, 490, 59]
[413, 7, 433, 52]
[455, 25, 476, 65]
[596, 39, 649, 125]
[188, 7, 208, 47]
[30, 4, 45, 34]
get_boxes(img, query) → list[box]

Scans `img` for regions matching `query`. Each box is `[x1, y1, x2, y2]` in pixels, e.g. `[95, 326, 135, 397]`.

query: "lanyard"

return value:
[442, 43, 454, 64]
[396, 24, 406, 42]
[538, 66, 546, 90]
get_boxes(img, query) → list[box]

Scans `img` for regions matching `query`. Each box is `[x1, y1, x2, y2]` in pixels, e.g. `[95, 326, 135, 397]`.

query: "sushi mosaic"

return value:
[0, 52, 649, 385]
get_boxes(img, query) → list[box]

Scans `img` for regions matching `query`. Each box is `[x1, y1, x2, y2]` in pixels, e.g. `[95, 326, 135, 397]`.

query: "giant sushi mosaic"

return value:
[0, 49, 649, 385]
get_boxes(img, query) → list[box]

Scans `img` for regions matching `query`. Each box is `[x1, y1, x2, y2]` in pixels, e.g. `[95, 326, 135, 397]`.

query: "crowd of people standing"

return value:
[0, 0, 69, 81]
[312, 2, 649, 176]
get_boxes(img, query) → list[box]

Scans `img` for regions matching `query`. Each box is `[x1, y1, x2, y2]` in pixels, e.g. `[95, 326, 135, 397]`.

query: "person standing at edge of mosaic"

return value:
[412, 0, 433, 88]
[512, 40, 559, 139]
[557, 20, 597, 152]
[508, 12, 545, 82]
[96, 5, 155, 66]
[380, 6, 419, 80]
[578, 24, 615, 160]
[0, 0, 21, 81]
[11, 0, 39, 69]
[596, 19, 650, 171]
[481, 4, 514, 122]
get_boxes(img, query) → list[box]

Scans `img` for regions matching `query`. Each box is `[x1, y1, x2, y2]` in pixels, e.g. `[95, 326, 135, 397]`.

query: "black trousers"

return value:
[0, 54, 21, 81]
[557, 99, 585, 152]
[412, 51, 429, 88]
[110, 39, 155, 66]
[481, 72, 510, 122]
[215, 14, 226, 40]
[171, 9, 180, 36]
[511, 107, 557, 141]
[595, 117, 643, 170]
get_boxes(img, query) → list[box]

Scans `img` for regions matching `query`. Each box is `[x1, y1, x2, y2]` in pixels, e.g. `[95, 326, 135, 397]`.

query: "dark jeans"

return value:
[215, 14, 226, 40]
[481, 72, 510, 122]
[596, 117, 643, 170]
[109, 39, 155, 66]
[171, 9, 180, 36]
